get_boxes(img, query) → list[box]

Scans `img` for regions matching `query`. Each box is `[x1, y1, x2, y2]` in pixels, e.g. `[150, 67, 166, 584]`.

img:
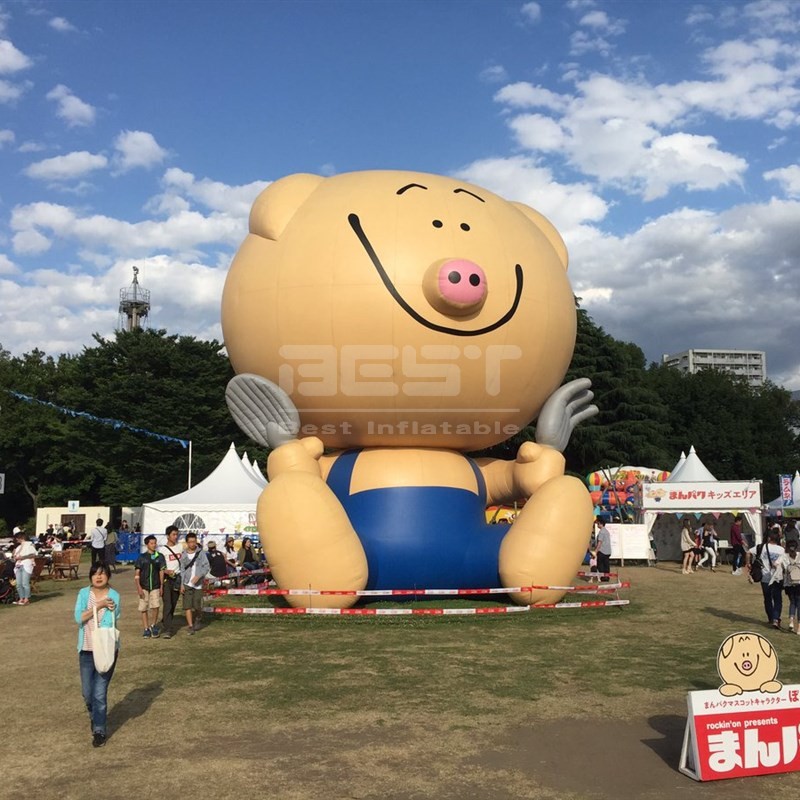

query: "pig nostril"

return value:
[469, 274, 480, 286]
[448, 272, 461, 284]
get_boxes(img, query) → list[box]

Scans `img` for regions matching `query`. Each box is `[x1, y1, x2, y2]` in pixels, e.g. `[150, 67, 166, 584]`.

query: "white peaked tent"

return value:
[643, 446, 763, 559]
[141, 443, 267, 535]
[667, 446, 718, 482]
[668, 451, 687, 481]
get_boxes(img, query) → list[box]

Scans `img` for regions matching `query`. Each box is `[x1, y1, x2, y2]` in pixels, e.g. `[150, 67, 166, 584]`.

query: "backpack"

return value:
[787, 561, 800, 586]
[749, 545, 764, 583]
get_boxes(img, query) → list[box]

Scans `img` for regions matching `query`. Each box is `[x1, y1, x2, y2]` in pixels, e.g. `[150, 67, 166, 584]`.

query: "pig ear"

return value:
[510, 202, 568, 271]
[249, 173, 325, 241]
[720, 636, 734, 659]
[758, 636, 773, 658]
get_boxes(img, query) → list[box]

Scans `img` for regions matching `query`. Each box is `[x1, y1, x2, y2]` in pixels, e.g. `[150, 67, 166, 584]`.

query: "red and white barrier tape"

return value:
[203, 599, 630, 617]
[208, 581, 630, 597]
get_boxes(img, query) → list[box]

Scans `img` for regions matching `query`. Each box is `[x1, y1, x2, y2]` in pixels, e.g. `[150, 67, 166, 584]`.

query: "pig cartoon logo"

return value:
[717, 632, 782, 696]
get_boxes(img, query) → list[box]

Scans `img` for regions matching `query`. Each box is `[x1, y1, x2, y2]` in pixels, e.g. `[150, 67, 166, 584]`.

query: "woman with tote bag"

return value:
[74, 563, 121, 747]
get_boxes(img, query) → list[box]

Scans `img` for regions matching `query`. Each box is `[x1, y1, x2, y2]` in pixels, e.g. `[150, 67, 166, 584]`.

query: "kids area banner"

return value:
[641, 480, 761, 510]
[680, 632, 800, 782]
[780, 474, 794, 507]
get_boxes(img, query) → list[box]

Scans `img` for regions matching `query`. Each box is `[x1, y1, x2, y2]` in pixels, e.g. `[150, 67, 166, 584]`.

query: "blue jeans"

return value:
[761, 581, 783, 623]
[79, 650, 117, 735]
[15, 569, 31, 600]
[787, 587, 800, 620]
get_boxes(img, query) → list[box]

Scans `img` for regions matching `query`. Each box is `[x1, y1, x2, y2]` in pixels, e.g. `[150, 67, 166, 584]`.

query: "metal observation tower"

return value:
[118, 265, 151, 331]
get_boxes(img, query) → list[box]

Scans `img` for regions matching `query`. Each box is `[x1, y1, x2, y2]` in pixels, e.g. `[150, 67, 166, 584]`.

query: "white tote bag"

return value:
[92, 604, 119, 673]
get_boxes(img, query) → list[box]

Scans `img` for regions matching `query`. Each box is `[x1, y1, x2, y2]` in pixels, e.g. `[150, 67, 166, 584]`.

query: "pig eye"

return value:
[460, 223, 470, 231]
[432, 220, 443, 228]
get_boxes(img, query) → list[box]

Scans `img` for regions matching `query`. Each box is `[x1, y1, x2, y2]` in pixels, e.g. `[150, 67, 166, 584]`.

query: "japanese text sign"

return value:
[680, 632, 800, 781]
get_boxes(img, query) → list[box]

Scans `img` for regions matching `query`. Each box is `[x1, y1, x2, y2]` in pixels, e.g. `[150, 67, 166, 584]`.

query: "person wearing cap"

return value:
[12, 527, 36, 606]
[206, 540, 228, 579]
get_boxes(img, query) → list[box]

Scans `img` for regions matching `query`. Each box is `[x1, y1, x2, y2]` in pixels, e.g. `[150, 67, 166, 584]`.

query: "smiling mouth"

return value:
[348, 213, 523, 337]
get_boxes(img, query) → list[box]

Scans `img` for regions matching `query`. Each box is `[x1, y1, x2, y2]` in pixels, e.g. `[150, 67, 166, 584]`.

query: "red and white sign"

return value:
[680, 685, 800, 781]
[642, 480, 761, 510]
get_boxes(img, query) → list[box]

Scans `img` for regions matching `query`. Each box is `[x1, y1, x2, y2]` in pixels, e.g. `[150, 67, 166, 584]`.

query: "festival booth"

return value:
[643, 447, 762, 560]
[139, 443, 266, 552]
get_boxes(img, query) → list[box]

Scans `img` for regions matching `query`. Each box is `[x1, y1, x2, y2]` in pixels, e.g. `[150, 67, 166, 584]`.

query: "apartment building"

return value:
[661, 349, 766, 387]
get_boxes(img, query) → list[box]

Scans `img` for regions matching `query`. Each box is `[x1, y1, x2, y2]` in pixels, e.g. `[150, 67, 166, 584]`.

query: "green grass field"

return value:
[3, 560, 799, 799]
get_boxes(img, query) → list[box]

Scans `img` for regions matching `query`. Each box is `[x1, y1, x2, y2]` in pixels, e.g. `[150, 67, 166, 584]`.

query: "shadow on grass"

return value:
[109, 681, 163, 736]
[641, 714, 686, 771]
[702, 606, 759, 626]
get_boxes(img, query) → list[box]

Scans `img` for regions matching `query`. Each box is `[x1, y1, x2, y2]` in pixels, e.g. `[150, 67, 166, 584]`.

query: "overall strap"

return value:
[465, 455, 487, 503]
[325, 450, 361, 501]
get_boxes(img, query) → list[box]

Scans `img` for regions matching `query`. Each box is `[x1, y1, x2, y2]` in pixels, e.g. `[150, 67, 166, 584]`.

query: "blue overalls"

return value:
[325, 450, 505, 590]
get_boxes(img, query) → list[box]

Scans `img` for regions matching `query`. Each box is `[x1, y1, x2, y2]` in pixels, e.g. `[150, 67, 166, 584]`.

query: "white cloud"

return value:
[152, 168, 268, 216]
[49, 16, 78, 33]
[493, 82, 568, 111]
[642, 133, 748, 200]
[24, 151, 109, 181]
[743, 0, 800, 35]
[454, 154, 608, 240]
[567, 198, 800, 386]
[508, 113, 566, 151]
[764, 165, 800, 197]
[579, 10, 626, 34]
[0, 39, 32, 73]
[520, 2, 542, 24]
[0, 77, 29, 103]
[10, 198, 248, 258]
[0, 127, 13, 147]
[17, 140, 46, 153]
[479, 64, 509, 84]
[0, 253, 19, 274]
[493, 42, 794, 199]
[113, 130, 168, 172]
[12, 228, 51, 255]
[0, 256, 227, 356]
[569, 9, 625, 56]
[46, 84, 96, 127]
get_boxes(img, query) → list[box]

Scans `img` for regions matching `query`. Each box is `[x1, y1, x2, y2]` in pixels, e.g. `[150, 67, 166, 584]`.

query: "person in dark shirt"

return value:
[134, 535, 166, 639]
[206, 541, 229, 579]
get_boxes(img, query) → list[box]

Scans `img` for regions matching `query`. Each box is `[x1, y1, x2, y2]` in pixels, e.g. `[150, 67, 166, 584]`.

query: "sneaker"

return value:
[790, 620, 795, 631]
[773, 619, 781, 629]
[92, 733, 107, 748]
[162, 631, 173, 640]
[151, 626, 160, 638]
[143, 628, 152, 639]
[187, 627, 195, 636]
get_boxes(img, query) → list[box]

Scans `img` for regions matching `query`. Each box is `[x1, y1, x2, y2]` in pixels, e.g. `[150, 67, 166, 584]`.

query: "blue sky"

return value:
[1, 0, 800, 385]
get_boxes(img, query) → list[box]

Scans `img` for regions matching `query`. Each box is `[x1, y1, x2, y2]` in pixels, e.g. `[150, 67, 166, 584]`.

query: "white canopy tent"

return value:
[141, 443, 266, 537]
[643, 447, 763, 559]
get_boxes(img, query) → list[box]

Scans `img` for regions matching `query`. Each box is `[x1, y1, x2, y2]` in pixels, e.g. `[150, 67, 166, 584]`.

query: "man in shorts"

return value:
[134, 535, 166, 638]
[180, 533, 210, 635]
